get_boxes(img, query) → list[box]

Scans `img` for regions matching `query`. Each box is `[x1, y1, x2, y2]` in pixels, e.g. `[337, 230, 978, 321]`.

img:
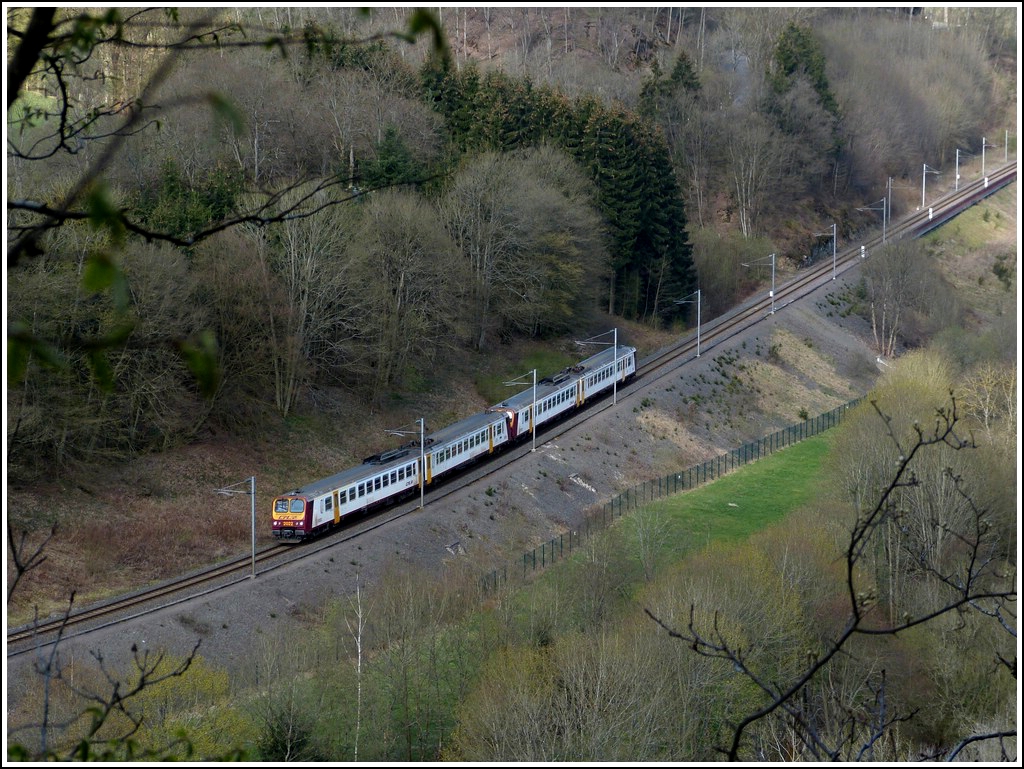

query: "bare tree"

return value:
[646, 397, 1017, 761]
[629, 505, 670, 582]
[7, 7, 447, 392]
[861, 240, 940, 357]
[344, 576, 369, 761]
[6, 541, 210, 760]
[959, 361, 1017, 448]
[349, 189, 463, 393]
[238, 184, 362, 416]
[439, 146, 605, 349]
[723, 111, 785, 238]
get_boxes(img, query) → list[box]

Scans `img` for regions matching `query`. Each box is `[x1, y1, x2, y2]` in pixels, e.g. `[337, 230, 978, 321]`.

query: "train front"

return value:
[271, 495, 310, 540]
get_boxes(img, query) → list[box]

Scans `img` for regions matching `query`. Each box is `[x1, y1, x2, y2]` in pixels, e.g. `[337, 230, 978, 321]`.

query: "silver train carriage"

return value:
[272, 411, 510, 539]
[487, 345, 637, 438]
[271, 344, 636, 540]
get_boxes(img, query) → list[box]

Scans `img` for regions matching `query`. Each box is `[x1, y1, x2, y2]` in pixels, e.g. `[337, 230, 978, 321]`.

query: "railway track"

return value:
[7, 161, 1015, 657]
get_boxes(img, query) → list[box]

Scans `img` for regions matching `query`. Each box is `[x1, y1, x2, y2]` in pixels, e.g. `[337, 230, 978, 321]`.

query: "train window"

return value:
[325, 496, 332, 511]
[390, 471, 397, 484]
[398, 468, 405, 481]
[290, 499, 305, 513]
[374, 477, 382, 491]
[274, 499, 289, 513]
[358, 483, 365, 497]
[382, 474, 389, 487]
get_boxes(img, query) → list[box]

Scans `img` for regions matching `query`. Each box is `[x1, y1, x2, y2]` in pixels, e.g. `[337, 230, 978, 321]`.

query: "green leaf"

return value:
[403, 9, 450, 64]
[81, 252, 132, 312]
[7, 321, 68, 384]
[7, 337, 31, 386]
[206, 92, 244, 136]
[87, 349, 115, 392]
[176, 330, 221, 399]
[82, 251, 116, 292]
[7, 743, 31, 761]
[85, 184, 125, 244]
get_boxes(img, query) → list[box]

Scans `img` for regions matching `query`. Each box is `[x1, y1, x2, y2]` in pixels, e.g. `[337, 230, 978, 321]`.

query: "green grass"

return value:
[647, 432, 834, 556]
[509, 431, 837, 626]
[922, 185, 1014, 251]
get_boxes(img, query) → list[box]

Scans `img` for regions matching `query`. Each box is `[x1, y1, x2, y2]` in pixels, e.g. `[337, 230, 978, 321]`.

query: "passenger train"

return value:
[271, 343, 638, 540]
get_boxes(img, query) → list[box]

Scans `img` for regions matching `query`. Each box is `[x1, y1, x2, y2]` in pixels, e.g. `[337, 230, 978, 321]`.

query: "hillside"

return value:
[6, 7, 1015, 757]
[7, 179, 1016, 623]
[6, 180, 1017, 762]
[5, 2, 1018, 628]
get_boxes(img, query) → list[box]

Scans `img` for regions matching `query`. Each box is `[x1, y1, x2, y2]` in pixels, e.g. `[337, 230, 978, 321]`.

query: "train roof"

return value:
[491, 345, 636, 411]
[280, 449, 418, 498]
[423, 410, 507, 450]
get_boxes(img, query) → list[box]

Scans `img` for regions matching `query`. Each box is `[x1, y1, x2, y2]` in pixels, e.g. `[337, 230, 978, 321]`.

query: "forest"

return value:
[7, 6, 1016, 475]
[5, 5, 1018, 762]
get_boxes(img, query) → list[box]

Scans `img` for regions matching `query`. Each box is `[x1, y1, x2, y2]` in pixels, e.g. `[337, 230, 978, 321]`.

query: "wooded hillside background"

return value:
[6, 6, 1017, 475]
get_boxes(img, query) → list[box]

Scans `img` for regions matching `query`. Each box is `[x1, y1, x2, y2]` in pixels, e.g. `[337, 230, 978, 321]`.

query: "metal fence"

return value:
[481, 397, 863, 592]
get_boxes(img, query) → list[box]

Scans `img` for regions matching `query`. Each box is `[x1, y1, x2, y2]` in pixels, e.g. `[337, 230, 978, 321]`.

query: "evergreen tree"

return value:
[768, 22, 839, 117]
[419, 58, 694, 327]
[360, 126, 425, 190]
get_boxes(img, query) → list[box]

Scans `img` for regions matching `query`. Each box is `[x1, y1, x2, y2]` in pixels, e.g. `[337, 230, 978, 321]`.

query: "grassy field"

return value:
[511, 430, 837, 616]
[644, 432, 834, 557]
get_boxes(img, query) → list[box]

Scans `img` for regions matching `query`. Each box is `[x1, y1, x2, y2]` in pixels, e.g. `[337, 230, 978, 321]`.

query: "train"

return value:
[271, 343, 638, 540]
